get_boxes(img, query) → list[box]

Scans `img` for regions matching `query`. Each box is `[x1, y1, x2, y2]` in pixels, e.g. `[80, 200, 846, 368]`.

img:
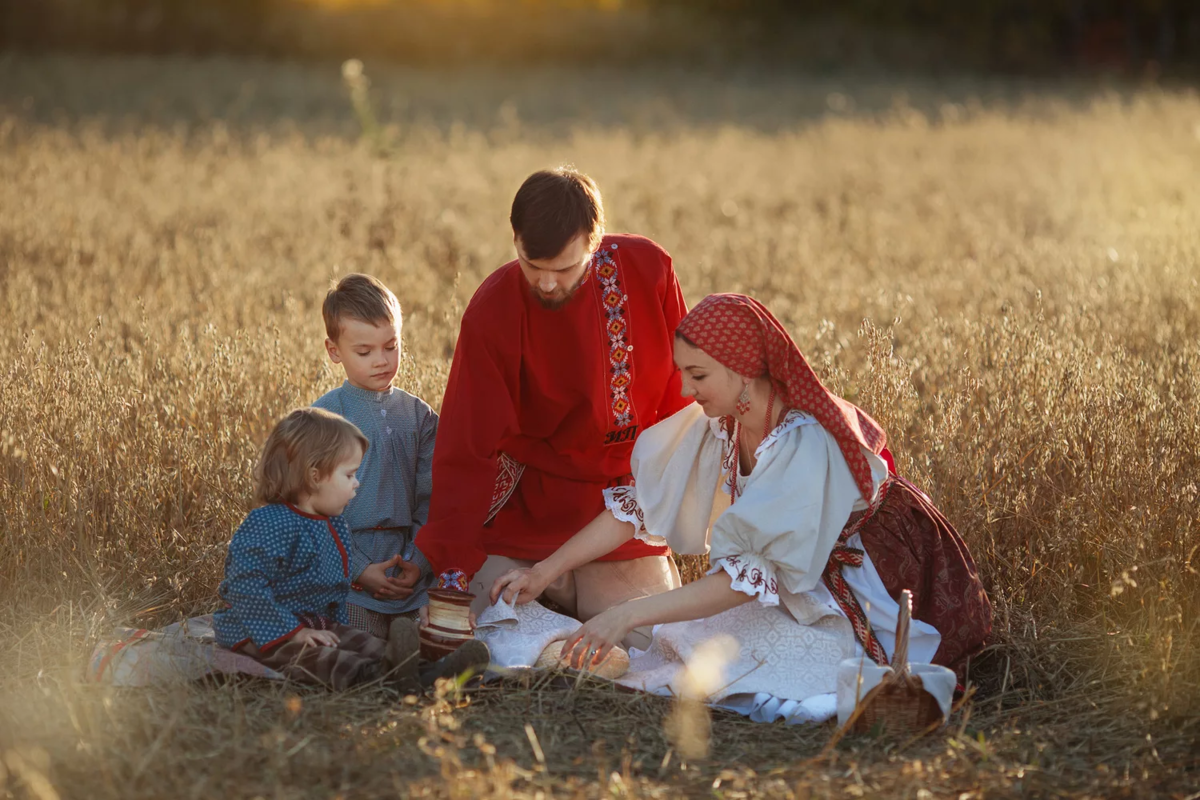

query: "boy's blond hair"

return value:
[254, 408, 368, 507]
[322, 273, 402, 341]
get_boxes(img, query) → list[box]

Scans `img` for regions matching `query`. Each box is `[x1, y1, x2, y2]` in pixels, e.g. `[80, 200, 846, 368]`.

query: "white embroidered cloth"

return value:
[474, 598, 581, 669]
[616, 600, 856, 714]
[473, 594, 860, 724]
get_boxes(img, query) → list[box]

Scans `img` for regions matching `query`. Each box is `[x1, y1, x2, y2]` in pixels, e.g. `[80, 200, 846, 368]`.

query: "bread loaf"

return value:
[534, 639, 630, 680]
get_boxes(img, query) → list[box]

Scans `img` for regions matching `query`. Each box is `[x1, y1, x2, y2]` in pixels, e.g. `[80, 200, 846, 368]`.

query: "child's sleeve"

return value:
[404, 401, 438, 577]
[412, 401, 438, 530]
[218, 512, 304, 652]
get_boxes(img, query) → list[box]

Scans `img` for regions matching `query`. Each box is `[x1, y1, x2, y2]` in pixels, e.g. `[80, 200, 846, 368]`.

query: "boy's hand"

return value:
[393, 558, 421, 588]
[358, 556, 419, 600]
[293, 628, 340, 648]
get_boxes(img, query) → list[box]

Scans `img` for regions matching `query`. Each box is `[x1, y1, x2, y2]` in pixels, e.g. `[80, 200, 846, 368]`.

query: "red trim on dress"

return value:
[821, 482, 892, 666]
[282, 501, 349, 577]
[230, 637, 251, 652]
[325, 520, 350, 578]
[285, 502, 329, 521]
[258, 624, 305, 655]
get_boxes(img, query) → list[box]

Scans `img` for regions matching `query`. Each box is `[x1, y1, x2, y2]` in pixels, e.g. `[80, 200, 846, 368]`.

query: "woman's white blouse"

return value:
[604, 402, 890, 624]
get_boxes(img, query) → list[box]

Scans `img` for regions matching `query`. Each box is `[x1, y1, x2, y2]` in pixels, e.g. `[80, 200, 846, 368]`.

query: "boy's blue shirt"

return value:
[312, 380, 437, 614]
[213, 503, 353, 651]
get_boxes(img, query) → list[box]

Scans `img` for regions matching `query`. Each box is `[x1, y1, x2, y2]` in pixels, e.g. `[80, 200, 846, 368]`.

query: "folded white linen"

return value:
[473, 598, 582, 669]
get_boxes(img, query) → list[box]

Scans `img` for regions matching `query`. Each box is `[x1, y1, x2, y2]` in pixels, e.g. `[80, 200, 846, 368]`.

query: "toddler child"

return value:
[213, 407, 487, 690]
[312, 273, 438, 638]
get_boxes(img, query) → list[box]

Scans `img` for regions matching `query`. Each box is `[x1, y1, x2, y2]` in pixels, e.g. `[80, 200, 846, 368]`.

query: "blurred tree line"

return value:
[1, 0, 1197, 71]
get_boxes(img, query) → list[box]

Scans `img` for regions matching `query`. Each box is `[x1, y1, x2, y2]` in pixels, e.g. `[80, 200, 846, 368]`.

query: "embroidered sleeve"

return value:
[486, 452, 525, 525]
[708, 554, 780, 605]
[602, 485, 667, 546]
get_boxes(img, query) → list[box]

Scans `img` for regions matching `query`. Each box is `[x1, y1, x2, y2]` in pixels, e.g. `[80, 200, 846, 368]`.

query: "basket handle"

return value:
[892, 589, 913, 679]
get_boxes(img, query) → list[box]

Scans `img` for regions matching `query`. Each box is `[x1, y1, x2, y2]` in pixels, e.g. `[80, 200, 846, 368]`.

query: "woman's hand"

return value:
[561, 606, 635, 670]
[490, 564, 551, 606]
[358, 556, 419, 600]
[293, 628, 340, 648]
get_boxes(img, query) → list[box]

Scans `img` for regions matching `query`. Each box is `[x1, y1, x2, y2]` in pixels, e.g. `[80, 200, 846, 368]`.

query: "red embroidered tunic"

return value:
[415, 234, 691, 578]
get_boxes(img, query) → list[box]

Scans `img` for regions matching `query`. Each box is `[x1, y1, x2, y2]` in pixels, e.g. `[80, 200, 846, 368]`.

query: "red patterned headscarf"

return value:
[675, 293, 887, 502]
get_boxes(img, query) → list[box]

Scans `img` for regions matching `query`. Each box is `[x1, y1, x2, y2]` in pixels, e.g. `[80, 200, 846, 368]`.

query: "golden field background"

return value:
[1, 55, 1198, 797]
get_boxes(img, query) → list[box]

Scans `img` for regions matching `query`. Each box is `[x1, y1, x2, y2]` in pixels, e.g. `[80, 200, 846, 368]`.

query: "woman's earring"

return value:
[736, 384, 751, 415]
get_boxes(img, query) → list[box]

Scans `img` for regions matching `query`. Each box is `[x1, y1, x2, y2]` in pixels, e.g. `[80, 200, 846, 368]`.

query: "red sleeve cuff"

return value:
[258, 624, 305, 655]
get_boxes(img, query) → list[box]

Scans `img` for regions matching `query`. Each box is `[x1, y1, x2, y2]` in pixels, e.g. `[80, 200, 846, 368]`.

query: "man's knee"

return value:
[468, 555, 535, 616]
[575, 555, 679, 620]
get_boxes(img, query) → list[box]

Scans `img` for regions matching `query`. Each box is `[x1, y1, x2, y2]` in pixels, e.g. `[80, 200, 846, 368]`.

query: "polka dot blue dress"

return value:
[213, 504, 353, 651]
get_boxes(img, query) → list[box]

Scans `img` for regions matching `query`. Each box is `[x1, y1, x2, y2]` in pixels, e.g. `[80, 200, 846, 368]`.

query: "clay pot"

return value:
[419, 588, 476, 661]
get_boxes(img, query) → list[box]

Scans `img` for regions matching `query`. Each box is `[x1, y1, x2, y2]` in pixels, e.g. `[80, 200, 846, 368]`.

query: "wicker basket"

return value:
[849, 589, 943, 736]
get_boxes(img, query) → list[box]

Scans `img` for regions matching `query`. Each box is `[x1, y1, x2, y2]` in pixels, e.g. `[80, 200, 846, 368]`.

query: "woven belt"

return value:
[820, 478, 894, 666]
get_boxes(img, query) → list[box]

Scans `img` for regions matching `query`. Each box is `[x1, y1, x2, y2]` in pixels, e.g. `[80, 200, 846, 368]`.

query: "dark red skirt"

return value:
[855, 476, 993, 671]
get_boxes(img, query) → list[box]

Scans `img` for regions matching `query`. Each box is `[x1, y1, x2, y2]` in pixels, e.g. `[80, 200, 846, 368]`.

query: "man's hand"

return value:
[357, 556, 420, 600]
[293, 628, 340, 648]
[490, 564, 551, 606]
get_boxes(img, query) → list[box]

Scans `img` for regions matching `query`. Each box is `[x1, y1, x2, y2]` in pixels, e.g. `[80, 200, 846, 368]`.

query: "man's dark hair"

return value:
[510, 167, 605, 260]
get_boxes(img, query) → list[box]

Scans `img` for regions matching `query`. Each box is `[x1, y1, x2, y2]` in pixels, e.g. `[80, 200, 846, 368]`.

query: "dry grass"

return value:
[1, 55, 1199, 798]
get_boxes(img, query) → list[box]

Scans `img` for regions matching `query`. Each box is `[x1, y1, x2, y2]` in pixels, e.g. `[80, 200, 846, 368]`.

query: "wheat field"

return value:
[1, 54, 1198, 798]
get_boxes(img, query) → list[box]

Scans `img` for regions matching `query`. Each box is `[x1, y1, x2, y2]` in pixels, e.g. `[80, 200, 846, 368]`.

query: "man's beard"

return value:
[530, 274, 587, 310]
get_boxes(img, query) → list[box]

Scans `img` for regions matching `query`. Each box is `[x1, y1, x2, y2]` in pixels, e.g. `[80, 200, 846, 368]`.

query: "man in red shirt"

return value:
[412, 167, 690, 648]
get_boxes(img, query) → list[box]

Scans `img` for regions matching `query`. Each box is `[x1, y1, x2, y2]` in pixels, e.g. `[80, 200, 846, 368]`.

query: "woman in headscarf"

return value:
[491, 293, 991, 723]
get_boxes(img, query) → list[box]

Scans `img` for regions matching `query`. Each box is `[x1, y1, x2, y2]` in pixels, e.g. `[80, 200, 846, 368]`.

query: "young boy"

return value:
[312, 273, 437, 638]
